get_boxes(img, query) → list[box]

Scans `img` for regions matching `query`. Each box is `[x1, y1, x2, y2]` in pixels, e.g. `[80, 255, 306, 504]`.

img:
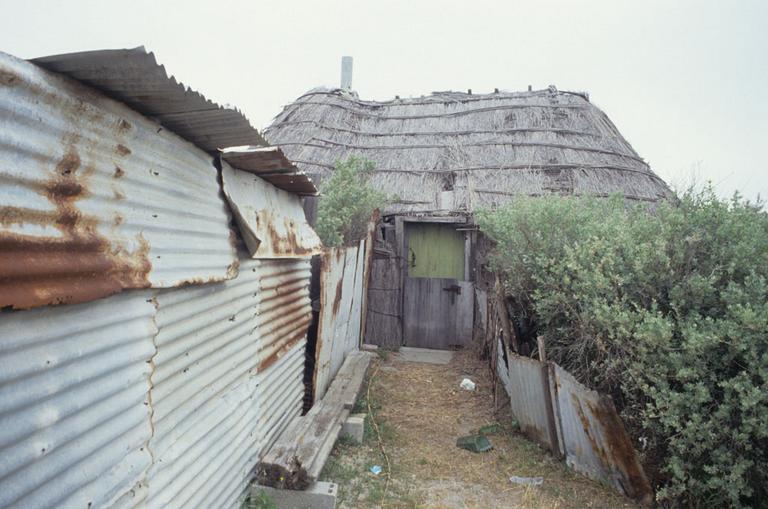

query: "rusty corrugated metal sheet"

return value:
[221, 161, 322, 259]
[0, 255, 312, 509]
[0, 51, 238, 310]
[254, 339, 306, 454]
[31, 46, 266, 152]
[552, 364, 653, 503]
[145, 256, 311, 508]
[0, 291, 156, 509]
[220, 146, 318, 196]
[497, 343, 653, 503]
[313, 240, 366, 402]
[255, 258, 313, 371]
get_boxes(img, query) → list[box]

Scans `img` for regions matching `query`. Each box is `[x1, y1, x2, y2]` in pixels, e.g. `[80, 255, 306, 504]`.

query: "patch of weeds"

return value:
[376, 345, 399, 361]
[320, 452, 358, 486]
[478, 423, 503, 435]
[336, 433, 359, 448]
[242, 488, 278, 509]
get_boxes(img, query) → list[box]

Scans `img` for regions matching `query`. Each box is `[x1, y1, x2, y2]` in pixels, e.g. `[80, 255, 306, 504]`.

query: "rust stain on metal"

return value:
[116, 118, 132, 133]
[255, 209, 315, 257]
[0, 144, 152, 310]
[571, 393, 653, 504]
[332, 278, 343, 316]
[115, 144, 131, 156]
[589, 397, 653, 503]
[0, 69, 20, 86]
[258, 318, 312, 372]
[113, 166, 125, 178]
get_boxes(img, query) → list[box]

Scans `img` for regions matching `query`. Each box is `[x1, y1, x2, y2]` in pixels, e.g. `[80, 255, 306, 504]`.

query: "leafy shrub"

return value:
[476, 189, 768, 507]
[315, 156, 388, 247]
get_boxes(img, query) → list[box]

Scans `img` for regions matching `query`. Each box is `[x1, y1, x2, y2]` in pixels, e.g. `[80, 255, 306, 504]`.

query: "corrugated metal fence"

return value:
[496, 338, 653, 504]
[313, 240, 368, 402]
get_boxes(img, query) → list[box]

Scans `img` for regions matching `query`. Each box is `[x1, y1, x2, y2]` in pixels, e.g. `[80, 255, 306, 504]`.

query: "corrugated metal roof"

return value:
[31, 46, 266, 152]
[222, 162, 322, 259]
[0, 291, 156, 509]
[0, 50, 238, 310]
[220, 146, 318, 196]
[145, 256, 310, 508]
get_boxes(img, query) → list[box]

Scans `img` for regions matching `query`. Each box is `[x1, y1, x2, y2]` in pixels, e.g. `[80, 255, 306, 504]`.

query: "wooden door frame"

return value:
[395, 215, 473, 344]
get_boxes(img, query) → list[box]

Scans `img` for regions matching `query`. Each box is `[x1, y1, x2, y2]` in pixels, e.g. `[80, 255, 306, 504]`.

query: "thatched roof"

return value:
[265, 87, 671, 214]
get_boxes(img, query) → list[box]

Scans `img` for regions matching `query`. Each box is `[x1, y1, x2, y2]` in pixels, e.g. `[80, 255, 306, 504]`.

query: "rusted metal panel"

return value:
[254, 339, 306, 454]
[552, 364, 653, 503]
[0, 51, 238, 310]
[220, 146, 318, 196]
[145, 256, 311, 508]
[313, 242, 367, 402]
[254, 258, 313, 371]
[221, 162, 322, 259]
[0, 291, 156, 509]
[31, 46, 266, 152]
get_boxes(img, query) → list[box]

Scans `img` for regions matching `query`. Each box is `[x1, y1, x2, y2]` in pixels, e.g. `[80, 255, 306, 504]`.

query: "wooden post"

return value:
[494, 275, 520, 353]
[537, 336, 547, 363]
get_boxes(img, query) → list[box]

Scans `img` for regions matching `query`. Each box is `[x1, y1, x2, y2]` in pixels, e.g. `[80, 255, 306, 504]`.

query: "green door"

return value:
[406, 223, 465, 279]
[403, 222, 473, 349]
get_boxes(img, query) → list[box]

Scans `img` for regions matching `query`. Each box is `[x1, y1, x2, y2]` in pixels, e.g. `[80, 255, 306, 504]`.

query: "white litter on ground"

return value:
[509, 476, 544, 486]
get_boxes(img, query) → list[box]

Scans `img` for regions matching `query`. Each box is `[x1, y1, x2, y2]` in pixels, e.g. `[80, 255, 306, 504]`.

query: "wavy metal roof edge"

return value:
[29, 46, 267, 152]
[28, 47, 319, 195]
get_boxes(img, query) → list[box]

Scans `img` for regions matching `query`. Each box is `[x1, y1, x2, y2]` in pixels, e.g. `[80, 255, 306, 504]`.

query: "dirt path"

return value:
[320, 349, 637, 509]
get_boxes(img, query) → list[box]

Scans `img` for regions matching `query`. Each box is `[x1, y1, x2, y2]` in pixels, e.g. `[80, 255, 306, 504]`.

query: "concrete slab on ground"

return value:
[251, 481, 337, 509]
[393, 347, 453, 365]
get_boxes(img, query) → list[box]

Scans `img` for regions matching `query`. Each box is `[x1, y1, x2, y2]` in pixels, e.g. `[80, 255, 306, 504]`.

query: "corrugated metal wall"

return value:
[142, 257, 311, 508]
[0, 292, 156, 509]
[0, 256, 312, 509]
[0, 51, 237, 310]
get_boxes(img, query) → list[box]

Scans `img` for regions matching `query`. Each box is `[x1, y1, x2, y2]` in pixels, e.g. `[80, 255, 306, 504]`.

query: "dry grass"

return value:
[320, 349, 638, 509]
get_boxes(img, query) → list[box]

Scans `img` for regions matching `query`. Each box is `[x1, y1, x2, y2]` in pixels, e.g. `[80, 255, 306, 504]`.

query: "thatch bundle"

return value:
[265, 87, 671, 214]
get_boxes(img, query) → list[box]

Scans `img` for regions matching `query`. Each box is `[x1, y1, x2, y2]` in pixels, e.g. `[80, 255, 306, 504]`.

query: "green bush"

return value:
[315, 156, 388, 247]
[476, 189, 768, 507]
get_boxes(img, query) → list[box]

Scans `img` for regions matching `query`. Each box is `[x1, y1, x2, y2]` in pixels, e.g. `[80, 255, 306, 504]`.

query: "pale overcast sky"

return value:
[1, 0, 766, 201]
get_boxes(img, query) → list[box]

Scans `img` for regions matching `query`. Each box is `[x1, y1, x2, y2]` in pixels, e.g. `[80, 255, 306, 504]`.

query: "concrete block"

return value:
[341, 413, 366, 444]
[394, 347, 453, 365]
[251, 481, 337, 509]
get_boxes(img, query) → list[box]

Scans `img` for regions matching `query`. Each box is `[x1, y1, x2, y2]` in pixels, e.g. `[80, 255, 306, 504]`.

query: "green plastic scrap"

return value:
[456, 434, 493, 453]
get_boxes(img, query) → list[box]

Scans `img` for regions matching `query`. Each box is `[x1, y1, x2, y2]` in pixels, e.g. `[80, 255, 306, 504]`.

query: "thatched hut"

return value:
[265, 85, 671, 349]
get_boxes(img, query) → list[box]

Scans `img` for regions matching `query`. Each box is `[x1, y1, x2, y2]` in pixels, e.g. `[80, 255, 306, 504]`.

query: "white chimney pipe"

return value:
[341, 56, 353, 90]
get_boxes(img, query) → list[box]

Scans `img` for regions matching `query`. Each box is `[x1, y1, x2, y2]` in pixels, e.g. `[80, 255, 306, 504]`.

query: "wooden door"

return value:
[402, 222, 474, 349]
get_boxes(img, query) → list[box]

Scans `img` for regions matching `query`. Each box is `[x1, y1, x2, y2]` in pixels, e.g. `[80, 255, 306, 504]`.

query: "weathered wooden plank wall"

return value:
[363, 236, 403, 347]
